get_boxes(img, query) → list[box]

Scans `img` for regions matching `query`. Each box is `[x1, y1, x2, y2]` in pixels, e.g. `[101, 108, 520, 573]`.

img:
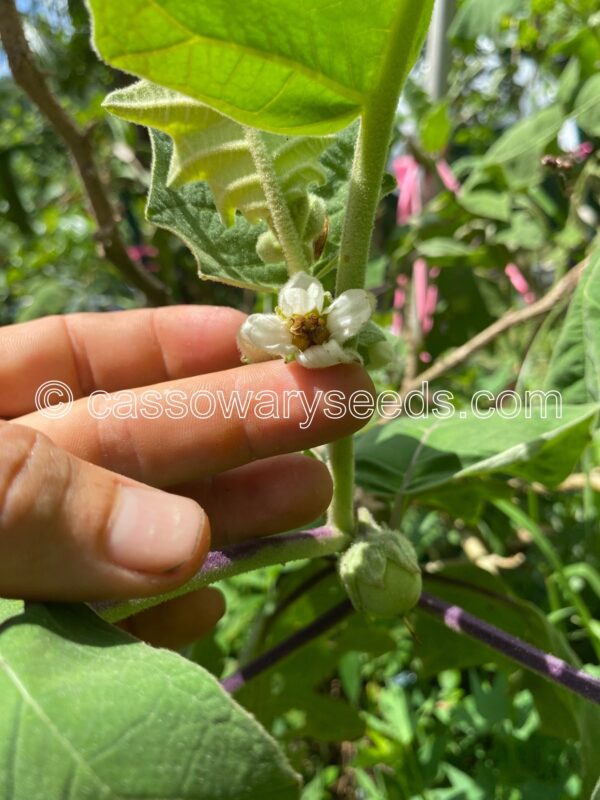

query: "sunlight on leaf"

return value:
[105, 80, 331, 227]
[89, 0, 433, 135]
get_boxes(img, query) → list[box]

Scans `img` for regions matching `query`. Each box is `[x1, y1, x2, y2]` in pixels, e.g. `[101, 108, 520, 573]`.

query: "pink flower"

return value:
[575, 142, 594, 161]
[127, 244, 160, 273]
[436, 159, 460, 193]
[505, 263, 535, 305]
[392, 274, 408, 335]
[393, 156, 422, 224]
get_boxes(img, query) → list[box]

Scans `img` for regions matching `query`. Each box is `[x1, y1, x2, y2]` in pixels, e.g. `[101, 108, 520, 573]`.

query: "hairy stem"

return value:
[0, 0, 172, 306]
[244, 127, 310, 275]
[328, 8, 434, 534]
[418, 591, 600, 706]
[336, 14, 426, 294]
[94, 527, 348, 623]
[327, 437, 356, 534]
[221, 590, 600, 708]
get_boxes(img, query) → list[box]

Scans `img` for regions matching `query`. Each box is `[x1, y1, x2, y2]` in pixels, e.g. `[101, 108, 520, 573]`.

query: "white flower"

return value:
[237, 273, 375, 368]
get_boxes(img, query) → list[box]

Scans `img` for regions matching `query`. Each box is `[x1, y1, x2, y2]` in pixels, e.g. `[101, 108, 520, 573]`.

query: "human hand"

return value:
[0, 306, 373, 647]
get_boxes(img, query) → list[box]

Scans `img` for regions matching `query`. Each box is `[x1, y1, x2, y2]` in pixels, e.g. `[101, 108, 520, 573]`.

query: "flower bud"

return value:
[339, 529, 421, 618]
[256, 230, 283, 264]
[304, 195, 327, 242]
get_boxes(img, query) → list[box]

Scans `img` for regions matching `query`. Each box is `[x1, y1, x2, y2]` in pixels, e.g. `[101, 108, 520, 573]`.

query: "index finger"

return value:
[0, 306, 246, 418]
[17, 361, 375, 487]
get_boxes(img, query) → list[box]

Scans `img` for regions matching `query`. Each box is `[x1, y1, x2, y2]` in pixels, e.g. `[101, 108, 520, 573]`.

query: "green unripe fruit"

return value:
[339, 529, 422, 618]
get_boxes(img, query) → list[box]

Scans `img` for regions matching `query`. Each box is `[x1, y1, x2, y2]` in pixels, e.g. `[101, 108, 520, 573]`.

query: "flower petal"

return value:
[237, 314, 296, 362]
[296, 339, 358, 369]
[326, 289, 375, 342]
[278, 272, 325, 317]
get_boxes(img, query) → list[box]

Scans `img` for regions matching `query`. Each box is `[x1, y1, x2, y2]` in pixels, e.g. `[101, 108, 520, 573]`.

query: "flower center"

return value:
[287, 312, 330, 351]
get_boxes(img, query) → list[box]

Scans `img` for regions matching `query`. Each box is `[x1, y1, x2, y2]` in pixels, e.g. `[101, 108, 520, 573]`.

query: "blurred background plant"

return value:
[2, 0, 600, 797]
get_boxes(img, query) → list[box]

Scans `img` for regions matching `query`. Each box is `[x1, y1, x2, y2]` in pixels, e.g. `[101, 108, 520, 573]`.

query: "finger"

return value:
[0, 421, 210, 601]
[118, 588, 225, 650]
[176, 454, 332, 548]
[20, 361, 374, 487]
[0, 306, 245, 418]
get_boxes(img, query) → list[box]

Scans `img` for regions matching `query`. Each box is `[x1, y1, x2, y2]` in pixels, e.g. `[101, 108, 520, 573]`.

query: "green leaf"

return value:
[557, 58, 580, 106]
[419, 101, 451, 155]
[88, 0, 434, 135]
[449, 0, 527, 42]
[146, 123, 357, 292]
[574, 74, 600, 137]
[482, 106, 564, 187]
[416, 237, 488, 266]
[457, 190, 511, 222]
[147, 129, 288, 291]
[493, 212, 546, 251]
[0, 603, 300, 800]
[545, 254, 600, 403]
[105, 80, 331, 227]
[355, 404, 599, 504]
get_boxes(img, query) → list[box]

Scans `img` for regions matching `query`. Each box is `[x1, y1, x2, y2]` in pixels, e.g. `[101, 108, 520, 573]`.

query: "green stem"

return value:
[95, 527, 348, 623]
[327, 437, 356, 534]
[335, 14, 417, 294]
[244, 126, 309, 275]
[329, 10, 429, 533]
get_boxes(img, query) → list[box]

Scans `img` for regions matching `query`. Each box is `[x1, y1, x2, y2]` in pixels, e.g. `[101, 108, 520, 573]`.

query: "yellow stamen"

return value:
[288, 312, 330, 351]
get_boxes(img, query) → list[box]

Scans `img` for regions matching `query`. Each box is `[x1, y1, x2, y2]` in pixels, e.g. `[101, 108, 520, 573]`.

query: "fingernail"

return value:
[107, 487, 204, 573]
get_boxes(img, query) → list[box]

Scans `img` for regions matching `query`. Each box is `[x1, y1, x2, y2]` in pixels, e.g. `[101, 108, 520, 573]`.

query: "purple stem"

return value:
[221, 600, 353, 693]
[95, 526, 345, 623]
[221, 592, 600, 707]
[418, 591, 600, 706]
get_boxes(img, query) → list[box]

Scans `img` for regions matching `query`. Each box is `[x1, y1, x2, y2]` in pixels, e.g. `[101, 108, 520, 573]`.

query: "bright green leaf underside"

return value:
[146, 126, 356, 292]
[105, 80, 331, 226]
[0, 603, 300, 799]
[89, 0, 431, 135]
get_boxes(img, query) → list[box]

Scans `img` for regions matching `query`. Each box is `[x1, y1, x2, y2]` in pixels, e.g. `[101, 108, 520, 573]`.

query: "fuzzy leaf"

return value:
[146, 125, 358, 292]
[88, 0, 434, 135]
[105, 80, 331, 226]
[147, 130, 287, 291]
[0, 602, 300, 800]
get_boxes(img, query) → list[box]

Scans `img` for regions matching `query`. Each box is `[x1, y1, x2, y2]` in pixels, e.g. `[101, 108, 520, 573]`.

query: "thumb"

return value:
[0, 422, 210, 601]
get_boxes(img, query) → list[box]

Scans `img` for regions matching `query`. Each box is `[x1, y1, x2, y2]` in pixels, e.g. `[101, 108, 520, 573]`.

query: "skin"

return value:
[0, 306, 374, 649]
